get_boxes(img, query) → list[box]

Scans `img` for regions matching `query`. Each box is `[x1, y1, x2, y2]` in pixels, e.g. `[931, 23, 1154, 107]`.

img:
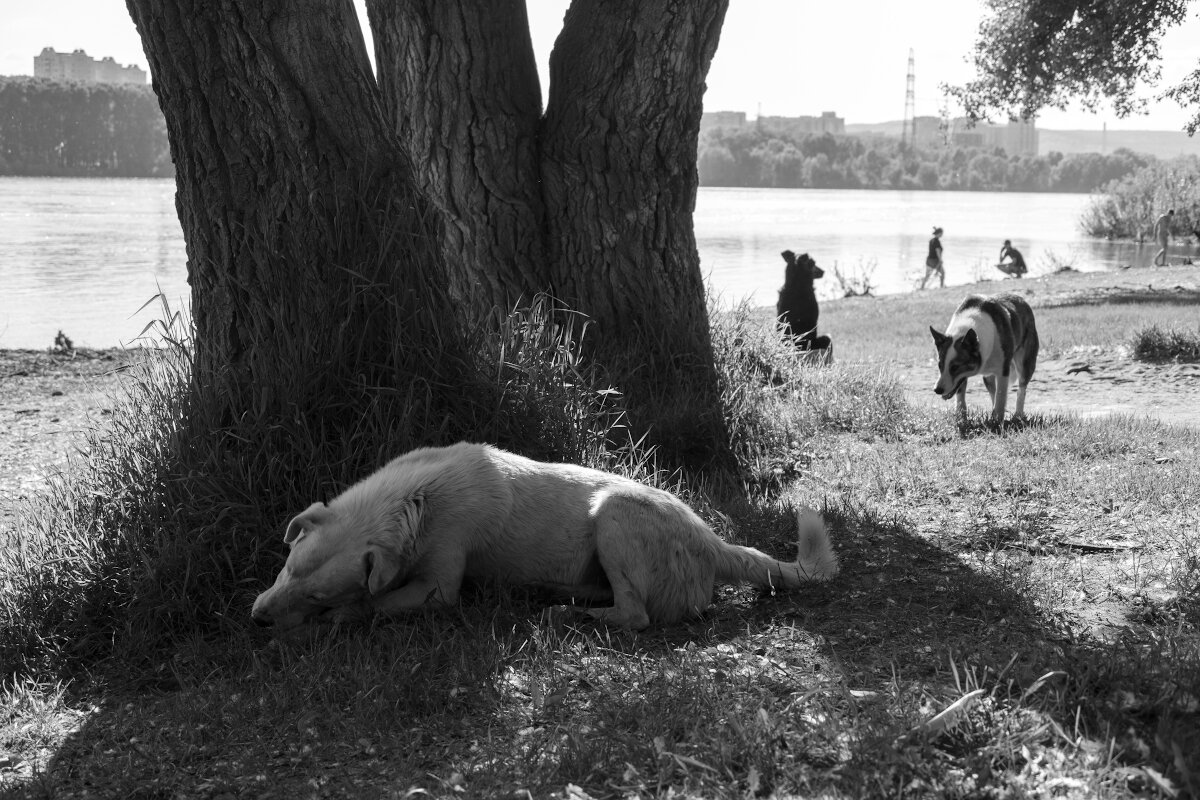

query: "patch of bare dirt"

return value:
[902, 265, 1200, 428]
[0, 349, 135, 535]
[898, 347, 1200, 428]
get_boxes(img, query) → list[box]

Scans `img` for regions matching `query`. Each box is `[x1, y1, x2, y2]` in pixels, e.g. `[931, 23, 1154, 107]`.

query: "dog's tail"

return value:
[714, 506, 839, 589]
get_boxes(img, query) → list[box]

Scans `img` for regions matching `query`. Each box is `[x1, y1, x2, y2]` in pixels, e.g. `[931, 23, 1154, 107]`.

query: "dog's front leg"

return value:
[370, 579, 455, 615]
[368, 547, 467, 617]
[990, 374, 1010, 422]
[319, 601, 374, 626]
[955, 382, 968, 419]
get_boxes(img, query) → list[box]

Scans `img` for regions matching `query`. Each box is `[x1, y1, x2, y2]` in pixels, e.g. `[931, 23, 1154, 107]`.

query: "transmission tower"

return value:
[901, 49, 916, 152]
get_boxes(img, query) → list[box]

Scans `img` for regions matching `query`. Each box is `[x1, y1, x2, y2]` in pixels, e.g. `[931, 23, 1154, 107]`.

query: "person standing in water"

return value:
[921, 226, 944, 289]
[1153, 209, 1174, 266]
[997, 239, 1027, 278]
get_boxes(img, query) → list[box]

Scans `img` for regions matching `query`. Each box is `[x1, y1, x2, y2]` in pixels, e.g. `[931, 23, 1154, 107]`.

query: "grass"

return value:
[2, 271, 1200, 797]
[1131, 324, 1200, 363]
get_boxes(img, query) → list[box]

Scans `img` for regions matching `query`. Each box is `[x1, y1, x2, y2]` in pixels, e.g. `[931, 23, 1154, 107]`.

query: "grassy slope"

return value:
[3, 269, 1200, 799]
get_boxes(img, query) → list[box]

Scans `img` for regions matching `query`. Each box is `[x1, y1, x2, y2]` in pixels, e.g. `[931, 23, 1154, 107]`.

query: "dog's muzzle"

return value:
[934, 378, 964, 399]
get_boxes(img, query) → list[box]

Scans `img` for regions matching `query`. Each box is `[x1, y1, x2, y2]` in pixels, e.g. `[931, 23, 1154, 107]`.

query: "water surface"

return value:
[2, 178, 1192, 348]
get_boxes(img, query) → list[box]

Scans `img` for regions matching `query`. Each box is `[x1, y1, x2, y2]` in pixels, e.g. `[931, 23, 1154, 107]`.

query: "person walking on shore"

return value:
[921, 226, 944, 289]
[996, 239, 1027, 278]
[1153, 209, 1174, 266]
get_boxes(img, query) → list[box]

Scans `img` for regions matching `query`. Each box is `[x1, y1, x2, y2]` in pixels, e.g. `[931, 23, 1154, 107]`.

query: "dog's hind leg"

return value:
[1011, 361, 1030, 419]
[584, 496, 713, 629]
[1012, 343, 1037, 420]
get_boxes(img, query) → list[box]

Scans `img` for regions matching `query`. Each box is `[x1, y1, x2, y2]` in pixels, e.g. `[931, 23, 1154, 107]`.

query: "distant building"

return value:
[702, 110, 845, 136]
[700, 111, 747, 129]
[33, 48, 147, 84]
[760, 111, 845, 136]
[950, 118, 1038, 157]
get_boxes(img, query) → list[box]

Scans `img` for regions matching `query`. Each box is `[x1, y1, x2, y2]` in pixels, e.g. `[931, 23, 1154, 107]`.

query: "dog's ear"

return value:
[363, 546, 402, 595]
[781, 250, 796, 265]
[284, 501, 329, 544]
[961, 328, 980, 355]
[930, 326, 948, 346]
[362, 495, 425, 594]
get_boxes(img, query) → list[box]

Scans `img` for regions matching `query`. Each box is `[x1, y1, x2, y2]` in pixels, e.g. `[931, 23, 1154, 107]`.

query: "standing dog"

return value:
[930, 293, 1039, 422]
[251, 442, 839, 632]
[777, 250, 832, 351]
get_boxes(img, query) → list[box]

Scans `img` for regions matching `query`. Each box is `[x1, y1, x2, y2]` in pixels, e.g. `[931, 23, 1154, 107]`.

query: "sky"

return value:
[3, 1, 1199, 132]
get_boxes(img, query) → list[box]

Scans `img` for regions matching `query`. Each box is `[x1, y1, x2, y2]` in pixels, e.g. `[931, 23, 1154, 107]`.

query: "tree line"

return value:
[698, 125, 1152, 193]
[0, 77, 173, 177]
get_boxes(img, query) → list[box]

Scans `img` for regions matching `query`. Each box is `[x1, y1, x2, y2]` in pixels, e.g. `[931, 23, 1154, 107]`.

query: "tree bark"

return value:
[368, 0, 731, 464]
[125, 0, 458, 417]
[542, 0, 728, 374]
[367, 0, 549, 313]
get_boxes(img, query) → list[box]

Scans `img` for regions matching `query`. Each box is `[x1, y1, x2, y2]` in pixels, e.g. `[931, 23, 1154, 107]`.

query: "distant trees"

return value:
[697, 126, 1150, 193]
[0, 78, 172, 177]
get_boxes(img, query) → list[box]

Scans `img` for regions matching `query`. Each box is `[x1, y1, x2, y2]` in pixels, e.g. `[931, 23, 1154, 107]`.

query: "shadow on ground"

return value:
[8, 502, 1198, 798]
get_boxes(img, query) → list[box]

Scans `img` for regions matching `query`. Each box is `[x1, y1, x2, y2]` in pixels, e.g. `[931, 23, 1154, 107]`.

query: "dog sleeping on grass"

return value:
[251, 442, 838, 632]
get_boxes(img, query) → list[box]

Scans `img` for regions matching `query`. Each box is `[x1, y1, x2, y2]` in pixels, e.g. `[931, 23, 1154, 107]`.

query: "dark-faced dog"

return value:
[930, 293, 1039, 422]
[776, 250, 831, 350]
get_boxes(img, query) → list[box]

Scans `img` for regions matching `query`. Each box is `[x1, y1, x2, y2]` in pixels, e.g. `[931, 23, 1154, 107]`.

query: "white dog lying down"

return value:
[251, 442, 839, 631]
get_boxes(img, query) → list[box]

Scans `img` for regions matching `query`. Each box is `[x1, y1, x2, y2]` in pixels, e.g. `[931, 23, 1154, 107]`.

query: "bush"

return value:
[1130, 324, 1200, 363]
[1081, 156, 1200, 239]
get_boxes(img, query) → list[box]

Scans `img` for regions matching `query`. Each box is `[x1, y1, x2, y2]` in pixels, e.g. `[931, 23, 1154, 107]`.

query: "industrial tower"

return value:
[901, 49, 916, 152]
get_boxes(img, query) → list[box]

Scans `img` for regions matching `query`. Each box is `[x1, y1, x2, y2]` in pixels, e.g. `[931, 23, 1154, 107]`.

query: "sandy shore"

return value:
[0, 349, 137, 533]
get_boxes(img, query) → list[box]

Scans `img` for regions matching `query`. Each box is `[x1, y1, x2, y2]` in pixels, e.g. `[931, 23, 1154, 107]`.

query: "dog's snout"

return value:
[250, 605, 273, 627]
[933, 386, 944, 395]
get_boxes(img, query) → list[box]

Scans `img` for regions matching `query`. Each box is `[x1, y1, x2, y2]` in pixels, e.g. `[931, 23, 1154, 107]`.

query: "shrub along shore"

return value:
[0, 265, 1198, 797]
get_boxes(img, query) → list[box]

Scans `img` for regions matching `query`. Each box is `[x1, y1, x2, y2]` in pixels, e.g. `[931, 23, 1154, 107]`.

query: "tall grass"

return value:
[0, 295, 627, 677]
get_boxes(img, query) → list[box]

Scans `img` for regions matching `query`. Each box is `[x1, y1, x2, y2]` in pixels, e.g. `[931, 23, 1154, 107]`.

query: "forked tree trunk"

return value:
[131, 0, 732, 466]
[125, 0, 458, 417]
[369, 0, 731, 462]
[367, 0, 548, 313]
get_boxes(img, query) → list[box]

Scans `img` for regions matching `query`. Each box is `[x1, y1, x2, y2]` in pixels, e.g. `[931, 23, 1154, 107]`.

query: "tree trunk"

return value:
[368, 0, 731, 465]
[542, 0, 728, 373]
[367, 0, 549, 313]
[125, 0, 459, 420]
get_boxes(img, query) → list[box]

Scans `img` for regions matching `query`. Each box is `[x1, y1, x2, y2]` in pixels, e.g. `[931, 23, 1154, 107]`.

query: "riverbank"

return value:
[4, 263, 1199, 523]
[0, 349, 143, 534]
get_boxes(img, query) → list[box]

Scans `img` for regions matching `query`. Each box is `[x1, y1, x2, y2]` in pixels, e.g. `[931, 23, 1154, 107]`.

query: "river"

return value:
[1, 177, 1192, 349]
